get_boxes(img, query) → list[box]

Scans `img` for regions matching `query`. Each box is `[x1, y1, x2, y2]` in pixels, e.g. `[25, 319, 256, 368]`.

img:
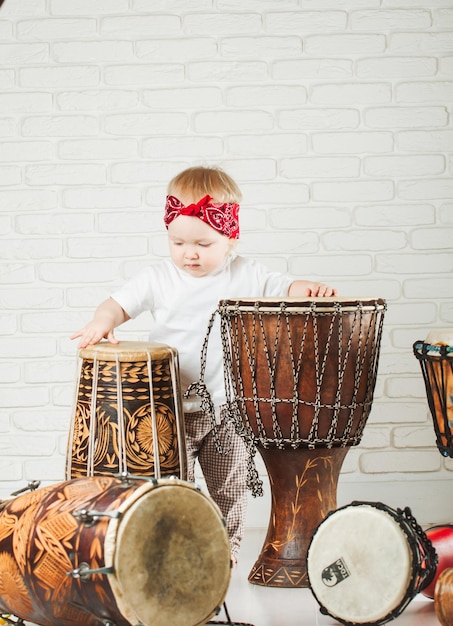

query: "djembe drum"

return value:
[0, 475, 231, 626]
[67, 341, 187, 480]
[413, 330, 453, 457]
[306, 501, 437, 625]
[219, 297, 386, 587]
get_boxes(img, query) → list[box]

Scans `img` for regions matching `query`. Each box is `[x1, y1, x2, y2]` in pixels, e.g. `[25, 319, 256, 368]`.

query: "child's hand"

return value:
[306, 282, 338, 297]
[70, 323, 119, 349]
[289, 280, 338, 298]
[70, 298, 128, 349]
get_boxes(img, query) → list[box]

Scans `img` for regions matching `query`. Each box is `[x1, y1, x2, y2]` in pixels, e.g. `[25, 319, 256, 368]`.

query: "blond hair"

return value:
[167, 166, 242, 204]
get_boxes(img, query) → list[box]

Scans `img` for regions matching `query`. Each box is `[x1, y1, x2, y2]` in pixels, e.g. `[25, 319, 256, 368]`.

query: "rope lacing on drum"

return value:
[220, 301, 264, 497]
[88, 355, 100, 476]
[185, 306, 264, 498]
[258, 302, 284, 445]
[115, 353, 128, 476]
[185, 309, 227, 456]
[287, 303, 308, 446]
[307, 301, 337, 447]
[345, 302, 375, 444]
[397, 505, 438, 592]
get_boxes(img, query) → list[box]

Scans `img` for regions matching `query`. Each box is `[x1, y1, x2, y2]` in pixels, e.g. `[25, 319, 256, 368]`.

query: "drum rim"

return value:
[413, 340, 453, 356]
[219, 297, 386, 312]
[78, 340, 178, 361]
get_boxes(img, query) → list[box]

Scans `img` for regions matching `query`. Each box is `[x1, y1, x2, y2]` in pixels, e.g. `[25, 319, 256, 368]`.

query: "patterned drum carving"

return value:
[0, 476, 231, 626]
[67, 341, 187, 480]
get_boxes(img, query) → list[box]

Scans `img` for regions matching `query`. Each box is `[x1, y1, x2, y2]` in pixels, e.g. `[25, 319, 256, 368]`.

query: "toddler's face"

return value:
[167, 214, 232, 277]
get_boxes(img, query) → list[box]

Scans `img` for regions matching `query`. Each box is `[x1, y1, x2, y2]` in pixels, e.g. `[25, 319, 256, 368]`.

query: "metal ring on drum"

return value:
[0, 476, 231, 626]
[67, 341, 187, 480]
[219, 297, 387, 588]
[413, 329, 453, 458]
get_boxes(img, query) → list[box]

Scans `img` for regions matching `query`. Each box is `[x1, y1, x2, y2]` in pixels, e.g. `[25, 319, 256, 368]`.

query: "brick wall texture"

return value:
[0, 0, 452, 522]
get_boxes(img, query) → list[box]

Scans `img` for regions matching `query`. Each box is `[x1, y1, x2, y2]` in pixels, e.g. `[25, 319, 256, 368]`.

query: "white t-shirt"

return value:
[111, 254, 295, 413]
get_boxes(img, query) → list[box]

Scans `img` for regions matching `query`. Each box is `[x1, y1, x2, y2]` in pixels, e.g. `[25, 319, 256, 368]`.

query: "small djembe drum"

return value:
[413, 330, 453, 458]
[219, 297, 386, 588]
[307, 501, 438, 625]
[0, 476, 231, 626]
[67, 341, 187, 480]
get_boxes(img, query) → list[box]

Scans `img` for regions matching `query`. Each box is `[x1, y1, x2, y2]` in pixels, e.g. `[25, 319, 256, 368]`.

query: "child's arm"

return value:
[288, 280, 338, 298]
[70, 297, 130, 348]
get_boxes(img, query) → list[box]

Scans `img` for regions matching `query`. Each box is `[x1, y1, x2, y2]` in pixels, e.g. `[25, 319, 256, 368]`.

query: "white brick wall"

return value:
[1, 1, 452, 527]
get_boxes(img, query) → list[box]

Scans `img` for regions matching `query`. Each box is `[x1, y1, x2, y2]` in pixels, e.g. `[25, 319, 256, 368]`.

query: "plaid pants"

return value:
[184, 406, 248, 559]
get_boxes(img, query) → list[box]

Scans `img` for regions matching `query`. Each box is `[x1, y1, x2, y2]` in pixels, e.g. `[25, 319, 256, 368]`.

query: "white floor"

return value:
[219, 528, 440, 626]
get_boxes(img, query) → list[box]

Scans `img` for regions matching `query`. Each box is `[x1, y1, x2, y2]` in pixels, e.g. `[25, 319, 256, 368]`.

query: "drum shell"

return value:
[434, 568, 453, 626]
[422, 525, 453, 599]
[0, 476, 231, 626]
[67, 340, 186, 479]
[0, 477, 138, 625]
[221, 298, 385, 447]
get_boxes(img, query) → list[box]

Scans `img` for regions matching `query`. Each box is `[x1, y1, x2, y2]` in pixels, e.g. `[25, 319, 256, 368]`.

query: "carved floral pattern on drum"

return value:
[0, 477, 137, 625]
[70, 359, 180, 478]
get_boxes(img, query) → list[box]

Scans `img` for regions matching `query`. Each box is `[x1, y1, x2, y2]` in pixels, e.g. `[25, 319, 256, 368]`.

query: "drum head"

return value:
[425, 329, 453, 347]
[106, 479, 231, 626]
[307, 504, 413, 624]
[78, 339, 175, 362]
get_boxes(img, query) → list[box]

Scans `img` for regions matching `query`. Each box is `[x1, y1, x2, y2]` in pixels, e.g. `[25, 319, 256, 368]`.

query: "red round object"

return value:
[422, 525, 453, 599]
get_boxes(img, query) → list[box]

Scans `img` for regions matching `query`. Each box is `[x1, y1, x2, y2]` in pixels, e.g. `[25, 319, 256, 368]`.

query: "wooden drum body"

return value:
[219, 298, 386, 588]
[413, 330, 453, 458]
[0, 476, 231, 626]
[67, 341, 187, 480]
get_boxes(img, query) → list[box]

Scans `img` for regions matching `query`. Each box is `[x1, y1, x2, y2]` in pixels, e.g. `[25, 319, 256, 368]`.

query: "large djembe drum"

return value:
[0, 475, 231, 626]
[413, 330, 453, 458]
[219, 297, 386, 588]
[67, 341, 187, 480]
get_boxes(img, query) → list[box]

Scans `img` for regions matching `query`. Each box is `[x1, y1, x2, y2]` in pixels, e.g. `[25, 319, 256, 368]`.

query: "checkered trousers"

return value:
[184, 406, 248, 560]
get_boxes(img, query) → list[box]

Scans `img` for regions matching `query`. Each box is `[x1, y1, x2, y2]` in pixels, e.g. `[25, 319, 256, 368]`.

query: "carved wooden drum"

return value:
[219, 297, 386, 587]
[0, 476, 231, 626]
[413, 329, 453, 458]
[307, 502, 437, 625]
[67, 341, 187, 480]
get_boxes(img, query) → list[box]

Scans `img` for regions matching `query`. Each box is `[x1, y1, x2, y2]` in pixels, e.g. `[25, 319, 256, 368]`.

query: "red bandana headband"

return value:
[164, 194, 240, 240]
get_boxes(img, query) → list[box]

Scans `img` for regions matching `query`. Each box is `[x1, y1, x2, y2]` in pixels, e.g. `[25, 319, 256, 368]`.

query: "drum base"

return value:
[248, 446, 348, 589]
